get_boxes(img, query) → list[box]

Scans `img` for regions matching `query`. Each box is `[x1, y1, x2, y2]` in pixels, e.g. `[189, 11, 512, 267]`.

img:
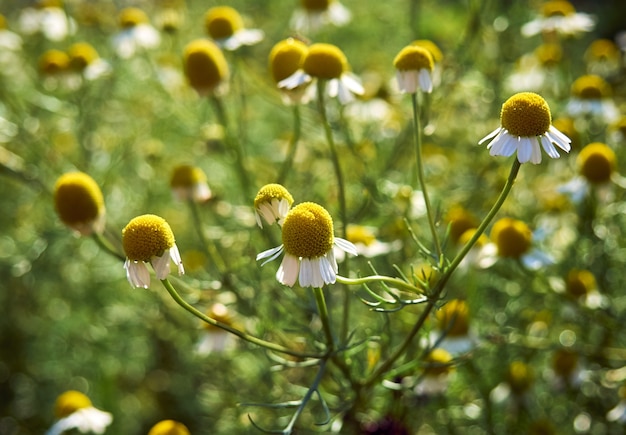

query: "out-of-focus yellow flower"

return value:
[183, 39, 229, 96]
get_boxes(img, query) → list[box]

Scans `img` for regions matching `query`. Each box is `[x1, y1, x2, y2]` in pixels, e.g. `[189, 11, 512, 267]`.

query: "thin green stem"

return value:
[313, 287, 335, 351]
[187, 198, 227, 275]
[92, 232, 125, 262]
[161, 278, 321, 359]
[336, 275, 423, 294]
[411, 92, 442, 260]
[278, 104, 301, 184]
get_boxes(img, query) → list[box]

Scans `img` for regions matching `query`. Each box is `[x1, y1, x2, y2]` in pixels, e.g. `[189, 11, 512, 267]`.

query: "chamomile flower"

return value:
[122, 214, 184, 288]
[18, 0, 76, 41]
[521, 0, 595, 38]
[183, 39, 229, 97]
[67, 42, 111, 81]
[566, 74, 619, 123]
[415, 348, 454, 396]
[253, 183, 294, 228]
[148, 420, 190, 435]
[45, 390, 112, 435]
[54, 172, 105, 236]
[479, 92, 571, 164]
[196, 303, 237, 355]
[432, 299, 475, 355]
[269, 38, 312, 105]
[204, 6, 263, 51]
[290, 0, 352, 34]
[39, 49, 70, 88]
[577, 142, 616, 185]
[488, 217, 553, 270]
[112, 7, 160, 59]
[278, 43, 364, 105]
[344, 224, 400, 258]
[585, 39, 622, 77]
[256, 202, 357, 288]
[170, 164, 212, 203]
[393, 44, 435, 94]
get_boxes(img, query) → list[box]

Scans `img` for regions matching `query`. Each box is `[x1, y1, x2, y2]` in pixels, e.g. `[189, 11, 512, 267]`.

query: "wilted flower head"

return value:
[269, 38, 311, 104]
[577, 142, 616, 184]
[112, 7, 160, 59]
[253, 183, 294, 228]
[45, 390, 112, 435]
[256, 202, 357, 288]
[170, 164, 212, 203]
[183, 38, 229, 96]
[54, 172, 105, 236]
[204, 6, 263, 50]
[147, 420, 190, 435]
[479, 92, 571, 164]
[521, 0, 595, 37]
[122, 214, 184, 288]
[279, 42, 364, 104]
[291, 0, 352, 34]
[393, 44, 435, 94]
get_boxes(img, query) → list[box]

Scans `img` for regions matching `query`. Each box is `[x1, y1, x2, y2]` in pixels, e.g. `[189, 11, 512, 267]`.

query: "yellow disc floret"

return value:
[282, 202, 334, 259]
[39, 49, 70, 75]
[269, 38, 308, 84]
[302, 0, 331, 11]
[204, 6, 243, 39]
[436, 299, 470, 337]
[254, 184, 294, 209]
[54, 172, 105, 228]
[500, 92, 552, 137]
[303, 43, 347, 80]
[585, 39, 621, 62]
[68, 42, 99, 71]
[423, 348, 453, 376]
[148, 420, 190, 435]
[411, 39, 443, 63]
[535, 43, 562, 67]
[54, 390, 92, 418]
[577, 142, 616, 184]
[183, 39, 228, 94]
[393, 45, 434, 72]
[119, 7, 149, 28]
[542, 0, 575, 17]
[571, 75, 611, 99]
[122, 214, 176, 262]
[491, 217, 532, 258]
[170, 165, 207, 188]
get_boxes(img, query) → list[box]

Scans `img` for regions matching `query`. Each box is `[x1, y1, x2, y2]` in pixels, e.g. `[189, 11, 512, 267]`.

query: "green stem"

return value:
[187, 198, 227, 275]
[336, 275, 423, 294]
[313, 287, 335, 351]
[411, 92, 442, 260]
[92, 232, 125, 262]
[161, 278, 321, 359]
[278, 104, 302, 185]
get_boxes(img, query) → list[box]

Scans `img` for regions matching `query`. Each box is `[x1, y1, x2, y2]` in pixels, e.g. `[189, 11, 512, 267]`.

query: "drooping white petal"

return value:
[124, 259, 151, 288]
[278, 70, 312, 91]
[540, 134, 560, 158]
[341, 72, 365, 96]
[319, 255, 336, 284]
[277, 253, 299, 287]
[516, 137, 532, 163]
[529, 137, 542, 164]
[547, 125, 572, 152]
[326, 78, 339, 98]
[418, 68, 433, 93]
[45, 407, 113, 435]
[334, 237, 359, 256]
[396, 70, 417, 94]
[335, 81, 354, 104]
[256, 244, 284, 265]
[478, 127, 503, 145]
[298, 257, 314, 288]
[151, 251, 172, 280]
[169, 245, 184, 275]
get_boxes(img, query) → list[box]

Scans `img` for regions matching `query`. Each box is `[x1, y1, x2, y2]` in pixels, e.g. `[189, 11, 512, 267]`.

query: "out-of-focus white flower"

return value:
[112, 7, 160, 59]
[204, 6, 263, 51]
[18, 0, 76, 41]
[45, 390, 112, 435]
[566, 74, 619, 123]
[521, 0, 595, 37]
[291, 0, 351, 34]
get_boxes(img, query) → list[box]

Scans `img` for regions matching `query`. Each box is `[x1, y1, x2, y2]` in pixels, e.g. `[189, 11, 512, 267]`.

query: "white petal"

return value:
[396, 70, 417, 94]
[277, 253, 299, 286]
[124, 259, 150, 288]
[547, 126, 572, 152]
[134, 24, 160, 49]
[540, 135, 560, 158]
[516, 137, 533, 163]
[319, 255, 336, 284]
[298, 257, 314, 287]
[328, 2, 352, 25]
[256, 244, 284, 265]
[236, 29, 264, 46]
[326, 78, 339, 98]
[169, 245, 184, 275]
[529, 137, 542, 164]
[151, 252, 171, 280]
[336, 81, 354, 104]
[418, 68, 433, 93]
[334, 237, 359, 256]
[479, 127, 503, 145]
[45, 408, 112, 435]
[341, 72, 365, 95]
[278, 70, 312, 90]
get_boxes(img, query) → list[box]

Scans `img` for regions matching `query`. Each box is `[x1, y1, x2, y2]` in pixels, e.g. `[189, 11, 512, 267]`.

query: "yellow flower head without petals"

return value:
[303, 43, 348, 80]
[507, 361, 534, 394]
[54, 172, 105, 233]
[577, 142, 616, 184]
[500, 92, 552, 137]
[68, 42, 99, 71]
[204, 6, 243, 39]
[122, 214, 176, 262]
[491, 218, 532, 259]
[148, 419, 190, 435]
[571, 75, 612, 99]
[393, 45, 434, 72]
[423, 348, 453, 376]
[54, 391, 92, 418]
[40, 49, 70, 75]
[269, 38, 309, 84]
[170, 164, 208, 189]
[282, 202, 334, 259]
[183, 39, 228, 95]
[118, 7, 149, 28]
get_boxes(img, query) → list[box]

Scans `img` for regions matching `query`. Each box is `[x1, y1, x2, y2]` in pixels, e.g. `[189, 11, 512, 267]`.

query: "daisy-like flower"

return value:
[445, 205, 479, 245]
[54, 172, 105, 236]
[112, 7, 161, 59]
[411, 39, 443, 86]
[170, 164, 212, 203]
[196, 303, 237, 355]
[67, 42, 111, 82]
[278, 42, 364, 105]
[584, 39, 622, 77]
[415, 348, 454, 396]
[344, 224, 400, 258]
[39, 49, 70, 88]
[393, 44, 435, 94]
[505, 43, 562, 93]
[122, 214, 184, 288]
[183, 39, 229, 97]
[488, 217, 553, 270]
[566, 74, 619, 123]
[148, 420, 190, 435]
[269, 38, 312, 105]
[18, 0, 76, 41]
[290, 0, 352, 34]
[479, 92, 571, 164]
[253, 183, 294, 228]
[521, 0, 595, 38]
[432, 299, 475, 355]
[577, 142, 616, 185]
[204, 6, 263, 51]
[491, 360, 535, 405]
[45, 390, 112, 435]
[256, 202, 357, 288]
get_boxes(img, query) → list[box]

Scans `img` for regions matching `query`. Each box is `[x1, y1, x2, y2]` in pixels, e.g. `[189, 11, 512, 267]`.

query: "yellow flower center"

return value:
[577, 142, 616, 184]
[254, 183, 294, 209]
[552, 349, 578, 377]
[282, 202, 334, 259]
[301, 0, 331, 11]
[507, 361, 534, 394]
[148, 420, 190, 435]
[346, 225, 376, 246]
[491, 217, 532, 258]
[500, 92, 552, 137]
[54, 172, 105, 227]
[458, 228, 489, 247]
[542, 0, 575, 17]
[269, 38, 308, 84]
[393, 45, 434, 72]
[119, 7, 149, 28]
[183, 39, 229, 94]
[535, 43, 562, 67]
[303, 43, 347, 80]
[37, 0, 62, 8]
[0, 14, 6, 30]
[436, 299, 470, 337]
[446, 206, 479, 244]
[204, 6, 243, 39]
[571, 74, 611, 99]
[411, 39, 443, 63]
[586, 39, 620, 62]
[170, 165, 207, 188]
[39, 49, 70, 75]
[54, 391, 92, 418]
[423, 348, 453, 376]
[68, 42, 99, 71]
[122, 214, 176, 262]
